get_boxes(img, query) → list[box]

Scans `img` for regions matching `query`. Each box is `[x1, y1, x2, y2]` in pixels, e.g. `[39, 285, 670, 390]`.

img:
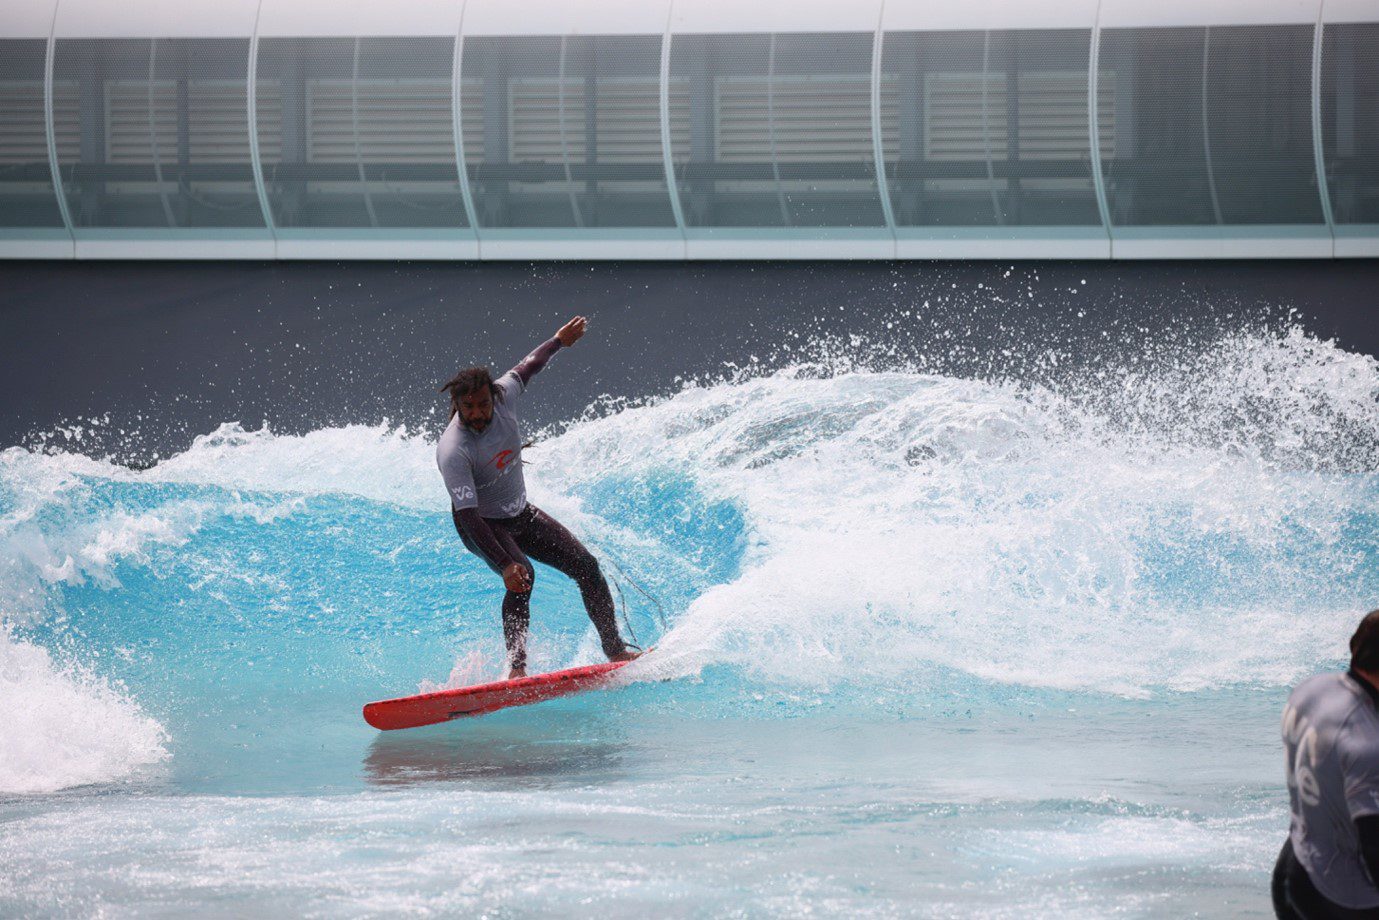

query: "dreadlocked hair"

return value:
[439, 366, 502, 419]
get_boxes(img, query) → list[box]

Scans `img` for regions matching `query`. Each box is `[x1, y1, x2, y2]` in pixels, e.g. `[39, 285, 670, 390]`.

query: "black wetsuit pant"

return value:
[1273, 838, 1379, 919]
[453, 503, 623, 670]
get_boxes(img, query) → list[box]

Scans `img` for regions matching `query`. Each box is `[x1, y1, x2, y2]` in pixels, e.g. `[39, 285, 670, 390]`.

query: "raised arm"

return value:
[509, 316, 588, 387]
[510, 337, 561, 388]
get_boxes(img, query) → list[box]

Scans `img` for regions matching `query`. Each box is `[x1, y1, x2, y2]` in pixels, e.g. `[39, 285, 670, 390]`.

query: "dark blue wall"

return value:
[2, 259, 1376, 465]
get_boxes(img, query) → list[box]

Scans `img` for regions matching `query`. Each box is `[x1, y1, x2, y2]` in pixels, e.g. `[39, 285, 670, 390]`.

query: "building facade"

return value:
[1, 0, 1375, 259]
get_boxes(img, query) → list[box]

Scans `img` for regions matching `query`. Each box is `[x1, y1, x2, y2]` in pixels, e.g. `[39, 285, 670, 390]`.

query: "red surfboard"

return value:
[363, 658, 639, 731]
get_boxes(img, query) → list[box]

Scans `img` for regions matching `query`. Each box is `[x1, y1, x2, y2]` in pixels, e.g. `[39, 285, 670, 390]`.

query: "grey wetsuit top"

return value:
[1283, 671, 1379, 909]
[437, 370, 530, 519]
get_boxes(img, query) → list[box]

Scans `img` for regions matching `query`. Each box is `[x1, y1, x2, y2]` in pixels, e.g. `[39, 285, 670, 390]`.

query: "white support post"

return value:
[44, 3, 75, 238]
[1088, 0, 1113, 241]
[660, 0, 687, 240]
[1311, 13, 1337, 239]
[246, 0, 276, 236]
[871, 1, 897, 241]
[453, 1, 481, 237]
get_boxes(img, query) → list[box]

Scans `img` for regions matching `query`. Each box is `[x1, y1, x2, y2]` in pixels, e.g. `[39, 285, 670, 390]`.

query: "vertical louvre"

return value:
[880, 30, 1102, 228]
[591, 78, 670, 163]
[105, 81, 174, 163]
[461, 34, 674, 230]
[716, 76, 874, 163]
[919, 68, 1112, 210]
[307, 80, 455, 163]
[105, 79, 250, 195]
[51, 81, 80, 163]
[510, 78, 588, 162]
[920, 71, 1110, 161]
[0, 80, 49, 161]
[923, 74, 1010, 161]
[459, 77, 483, 164]
[51, 38, 262, 229]
[256, 36, 465, 230]
[669, 32, 884, 229]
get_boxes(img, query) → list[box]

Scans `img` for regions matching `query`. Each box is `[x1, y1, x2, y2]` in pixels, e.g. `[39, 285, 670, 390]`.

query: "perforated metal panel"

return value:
[1099, 25, 1323, 227]
[255, 37, 465, 230]
[668, 33, 885, 229]
[3, 6, 1377, 259]
[50, 38, 262, 229]
[0, 40, 65, 228]
[880, 29, 1103, 228]
[1323, 23, 1379, 224]
[459, 35, 673, 229]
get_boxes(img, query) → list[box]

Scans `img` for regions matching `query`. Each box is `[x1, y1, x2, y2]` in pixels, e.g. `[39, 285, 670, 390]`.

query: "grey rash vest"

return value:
[437, 370, 530, 519]
[1283, 671, 1379, 909]
[435, 337, 562, 569]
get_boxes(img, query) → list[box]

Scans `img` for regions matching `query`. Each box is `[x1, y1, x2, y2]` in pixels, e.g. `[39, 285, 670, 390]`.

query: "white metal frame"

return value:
[43, 0, 75, 256]
[870, 0, 898, 256]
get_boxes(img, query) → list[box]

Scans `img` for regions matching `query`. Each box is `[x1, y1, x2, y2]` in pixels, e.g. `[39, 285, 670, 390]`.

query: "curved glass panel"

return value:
[1100, 25, 1323, 227]
[0, 39, 65, 228]
[256, 37, 465, 230]
[880, 29, 1102, 228]
[669, 32, 884, 229]
[1204, 26, 1320, 225]
[52, 38, 262, 229]
[460, 35, 673, 229]
[1322, 23, 1379, 224]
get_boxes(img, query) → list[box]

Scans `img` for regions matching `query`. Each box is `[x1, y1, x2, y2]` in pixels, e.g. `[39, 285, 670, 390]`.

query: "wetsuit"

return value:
[1274, 671, 1379, 919]
[436, 337, 625, 670]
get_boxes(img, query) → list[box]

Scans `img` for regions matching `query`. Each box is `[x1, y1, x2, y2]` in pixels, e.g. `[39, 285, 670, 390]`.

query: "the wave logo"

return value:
[451, 485, 475, 503]
[1282, 702, 1322, 808]
[491, 449, 515, 471]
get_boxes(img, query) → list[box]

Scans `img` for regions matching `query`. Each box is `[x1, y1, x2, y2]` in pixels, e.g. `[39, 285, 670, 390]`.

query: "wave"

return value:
[1, 323, 1376, 791]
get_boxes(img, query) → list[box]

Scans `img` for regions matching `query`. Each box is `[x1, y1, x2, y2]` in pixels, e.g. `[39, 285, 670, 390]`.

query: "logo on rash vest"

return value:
[492, 449, 515, 470]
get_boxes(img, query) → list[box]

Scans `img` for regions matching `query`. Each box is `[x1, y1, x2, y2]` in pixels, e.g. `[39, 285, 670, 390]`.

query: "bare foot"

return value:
[608, 648, 643, 663]
[506, 667, 527, 680]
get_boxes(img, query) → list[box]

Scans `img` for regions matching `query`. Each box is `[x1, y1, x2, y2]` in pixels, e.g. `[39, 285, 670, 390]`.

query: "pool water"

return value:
[2, 326, 1377, 917]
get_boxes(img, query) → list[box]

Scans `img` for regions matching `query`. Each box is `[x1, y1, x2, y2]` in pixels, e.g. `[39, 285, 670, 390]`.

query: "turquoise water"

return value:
[2, 328, 1378, 916]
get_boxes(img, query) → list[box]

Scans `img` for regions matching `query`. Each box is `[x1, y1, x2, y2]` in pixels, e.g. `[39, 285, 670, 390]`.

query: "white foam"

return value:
[981, 808, 1282, 872]
[144, 421, 441, 509]
[537, 330, 1379, 696]
[1, 326, 1375, 718]
[0, 629, 168, 795]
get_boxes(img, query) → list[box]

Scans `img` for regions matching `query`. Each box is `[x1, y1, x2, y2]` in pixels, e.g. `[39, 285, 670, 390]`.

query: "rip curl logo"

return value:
[491, 449, 515, 470]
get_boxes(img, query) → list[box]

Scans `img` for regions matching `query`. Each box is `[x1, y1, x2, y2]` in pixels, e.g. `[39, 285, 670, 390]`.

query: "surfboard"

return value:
[363, 657, 639, 731]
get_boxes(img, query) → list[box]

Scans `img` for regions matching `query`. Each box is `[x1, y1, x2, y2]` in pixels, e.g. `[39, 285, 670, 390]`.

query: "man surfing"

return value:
[437, 316, 640, 679]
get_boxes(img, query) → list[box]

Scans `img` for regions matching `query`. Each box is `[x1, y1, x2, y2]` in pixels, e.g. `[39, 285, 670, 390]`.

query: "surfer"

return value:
[1273, 609, 1379, 919]
[437, 316, 639, 679]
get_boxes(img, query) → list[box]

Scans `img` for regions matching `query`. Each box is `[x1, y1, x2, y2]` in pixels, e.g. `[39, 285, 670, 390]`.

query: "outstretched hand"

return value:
[556, 316, 588, 347]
